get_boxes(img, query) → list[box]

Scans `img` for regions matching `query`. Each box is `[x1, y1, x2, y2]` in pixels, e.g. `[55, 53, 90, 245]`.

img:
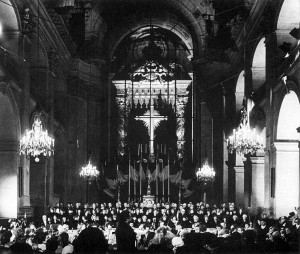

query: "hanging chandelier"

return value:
[19, 113, 54, 162]
[226, 107, 264, 155]
[196, 158, 215, 182]
[79, 159, 99, 181]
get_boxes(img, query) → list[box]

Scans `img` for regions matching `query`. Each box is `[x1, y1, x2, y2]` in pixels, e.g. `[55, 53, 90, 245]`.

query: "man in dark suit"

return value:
[256, 219, 269, 251]
[173, 222, 183, 236]
[291, 218, 300, 235]
[52, 214, 60, 225]
[198, 223, 218, 248]
[37, 214, 49, 229]
[140, 223, 155, 248]
[116, 210, 136, 252]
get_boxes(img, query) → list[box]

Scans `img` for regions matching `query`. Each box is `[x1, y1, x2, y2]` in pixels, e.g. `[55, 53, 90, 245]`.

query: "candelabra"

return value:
[227, 107, 264, 155]
[196, 158, 215, 182]
[79, 159, 99, 182]
[19, 113, 54, 162]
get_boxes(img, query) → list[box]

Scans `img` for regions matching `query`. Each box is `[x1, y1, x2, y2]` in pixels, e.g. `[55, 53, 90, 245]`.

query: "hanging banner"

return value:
[182, 189, 194, 198]
[130, 166, 139, 182]
[139, 163, 146, 181]
[181, 179, 191, 190]
[103, 188, 115, 199]
[105, 178, 118, 189]
[170, 170, 182, 185]
[117, 170, 128, 184]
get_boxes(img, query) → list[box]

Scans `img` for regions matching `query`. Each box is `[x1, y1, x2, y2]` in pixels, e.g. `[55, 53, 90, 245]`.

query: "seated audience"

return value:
[0, 201, 299, 254]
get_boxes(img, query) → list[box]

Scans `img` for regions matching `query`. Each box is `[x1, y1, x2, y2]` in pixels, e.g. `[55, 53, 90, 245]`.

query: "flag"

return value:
[105, 178, 118, 189]
[117, 170, 128, 184]
[130, 166, 138, 182]
[181, 179, 191, 190]
[182, 189, 194, 198]
[159, 166, 169, 181]
[103, 188, 115, 199]
[170, 170, 182, 185]
[139, 163, 146, 181]
[146, 169, 156, 182]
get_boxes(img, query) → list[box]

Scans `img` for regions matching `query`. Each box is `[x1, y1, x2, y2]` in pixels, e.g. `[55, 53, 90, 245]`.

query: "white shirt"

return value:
[62, 244, 74, 254]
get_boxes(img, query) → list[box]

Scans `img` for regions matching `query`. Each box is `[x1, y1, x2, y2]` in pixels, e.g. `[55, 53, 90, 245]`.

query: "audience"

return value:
[0, 201, 299, 253]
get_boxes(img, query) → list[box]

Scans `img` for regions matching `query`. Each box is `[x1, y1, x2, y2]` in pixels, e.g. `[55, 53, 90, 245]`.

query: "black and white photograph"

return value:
[0, 0, 299, 253]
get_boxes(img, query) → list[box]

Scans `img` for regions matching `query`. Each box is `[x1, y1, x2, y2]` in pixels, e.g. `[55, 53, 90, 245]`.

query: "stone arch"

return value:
[273, 85, 300, 217]
[108, 19, 195, 62]
[251, 38, 266, 91]
[106, 0, 208, 61]
[0, 81, 21, 218]
[276, 0, 300, 58]
[276, 87, 300, 140]
[0, 0, 20, 33]
[0, 0, 21, 60]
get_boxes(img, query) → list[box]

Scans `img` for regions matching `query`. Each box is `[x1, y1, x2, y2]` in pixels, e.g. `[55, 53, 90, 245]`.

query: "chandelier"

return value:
[226, 107, 264, 155]
[79, 159, 99, 181]
[19, 113, 54, 162]
[196, 159, 216, 182]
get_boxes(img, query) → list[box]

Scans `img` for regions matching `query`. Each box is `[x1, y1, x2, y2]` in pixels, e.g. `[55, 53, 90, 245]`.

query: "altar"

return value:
[143, 195, 155, 207]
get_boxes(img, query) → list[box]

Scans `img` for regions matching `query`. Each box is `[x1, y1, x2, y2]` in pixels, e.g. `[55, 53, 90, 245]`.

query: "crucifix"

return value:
[135, 104, 168, 156]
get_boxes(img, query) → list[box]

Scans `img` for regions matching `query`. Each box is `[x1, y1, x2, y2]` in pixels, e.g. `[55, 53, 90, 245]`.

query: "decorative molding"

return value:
[234, 166, 244, 174]
[250, 156, 265, 164]
[273, 141, 298, 152]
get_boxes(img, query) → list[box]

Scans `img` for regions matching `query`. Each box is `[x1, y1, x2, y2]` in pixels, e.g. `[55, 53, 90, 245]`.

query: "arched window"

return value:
[277, 0, 300, 58]
[0, 91, 19, 218]
[277, 90, 300, 140]
[277, 0, 300, 30]
[235, 71, 245, 114]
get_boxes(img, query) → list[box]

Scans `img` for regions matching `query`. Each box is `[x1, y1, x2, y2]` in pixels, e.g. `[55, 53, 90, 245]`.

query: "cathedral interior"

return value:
[0, 0, 299, 220]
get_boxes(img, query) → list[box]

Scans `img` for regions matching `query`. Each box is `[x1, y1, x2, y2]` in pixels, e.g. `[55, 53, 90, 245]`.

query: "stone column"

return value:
[46, 47, 59, 206]
[107, 73, 115, 162]
[192, 60, 206, 165]
[273, 142, 299, 218]
[234, 167, 244, 207]
[116, 96, 127, 156]
[176, 96, 188, 157]
[250, 155, 265, 213]
[264, 30, 277, 214]
[222, 85, 235, 202]
[297, 127, 300, 210]
[234, 153, 245, 207]
[18, 65, 32, 212]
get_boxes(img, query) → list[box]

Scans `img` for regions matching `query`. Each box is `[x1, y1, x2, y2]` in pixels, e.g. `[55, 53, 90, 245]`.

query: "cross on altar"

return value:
[135, 105, 167, 154]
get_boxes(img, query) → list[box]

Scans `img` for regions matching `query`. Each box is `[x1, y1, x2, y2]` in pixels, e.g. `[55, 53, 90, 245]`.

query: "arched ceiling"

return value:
[97, 0, 211, 60]
[112, 25, 193, 75]
[0, 0, 19, 33]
